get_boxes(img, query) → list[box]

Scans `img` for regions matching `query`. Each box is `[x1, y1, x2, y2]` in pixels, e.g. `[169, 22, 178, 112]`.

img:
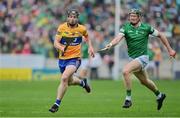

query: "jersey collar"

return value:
[130, 22, 141, 28]
[66, 22, 79, 28]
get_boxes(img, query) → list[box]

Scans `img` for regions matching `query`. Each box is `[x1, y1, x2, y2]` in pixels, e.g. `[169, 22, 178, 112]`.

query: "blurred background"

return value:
[0, 0, 180, 80]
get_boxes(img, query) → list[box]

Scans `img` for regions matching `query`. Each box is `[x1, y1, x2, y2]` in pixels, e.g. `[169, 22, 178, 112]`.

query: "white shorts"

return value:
[146, 61, 155, 69]
[80, 59, 89, 70]
[130, 55, 149, 70]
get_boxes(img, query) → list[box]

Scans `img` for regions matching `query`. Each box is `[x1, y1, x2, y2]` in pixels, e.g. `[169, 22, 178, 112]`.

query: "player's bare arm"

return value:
[106, 33, 124, 49]
[157, 31, 176, 58]
[54, 36, 65, 52]
[84, 36, 95, 58]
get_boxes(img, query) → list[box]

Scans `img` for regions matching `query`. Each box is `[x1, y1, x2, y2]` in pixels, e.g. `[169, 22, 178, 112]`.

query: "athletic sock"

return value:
[154, 90, 162, 99]
[154, 90, 160, 96]
[157, 93, 162, 99]
[125, 90, 132, 101]
[125, 96, 132, 101]
[80, 80, 85, 87]
[54, 99, 61, 106]
[127, 90, 131, 96]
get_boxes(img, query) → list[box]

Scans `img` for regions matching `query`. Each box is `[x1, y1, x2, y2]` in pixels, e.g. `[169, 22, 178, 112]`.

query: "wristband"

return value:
[109, 43, 113, 47]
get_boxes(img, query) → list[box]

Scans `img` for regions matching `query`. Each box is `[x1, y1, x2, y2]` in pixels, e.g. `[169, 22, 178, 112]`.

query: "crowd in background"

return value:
[0, 0, 180, 59]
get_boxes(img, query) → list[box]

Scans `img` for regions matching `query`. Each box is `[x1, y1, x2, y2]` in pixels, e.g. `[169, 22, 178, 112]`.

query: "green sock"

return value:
[154, 90, 160, 96]
[127, 90, 131, 96]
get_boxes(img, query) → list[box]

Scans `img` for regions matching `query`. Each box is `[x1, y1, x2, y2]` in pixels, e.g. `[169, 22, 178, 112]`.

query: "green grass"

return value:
[0, 79, 180, 117]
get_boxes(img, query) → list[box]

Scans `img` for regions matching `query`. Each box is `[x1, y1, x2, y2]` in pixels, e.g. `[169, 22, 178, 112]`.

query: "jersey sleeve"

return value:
[119, 25, 126, 36]
[82, 26, 89, 42]
[149, 25, 159, 36]
[55, 25, 62, 39]
[83, 26, 88, 38]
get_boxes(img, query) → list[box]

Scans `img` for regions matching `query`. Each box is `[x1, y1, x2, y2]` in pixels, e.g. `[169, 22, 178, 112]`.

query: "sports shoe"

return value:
[122, 100, 132, 108]
[49, 104, 59, 113]
[157, 93, 166, 110]
[83, 79, 91, 93]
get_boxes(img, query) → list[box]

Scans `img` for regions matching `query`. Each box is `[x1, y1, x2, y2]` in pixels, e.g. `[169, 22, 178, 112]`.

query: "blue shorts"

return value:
[155, 61, 160, 67]
[58, 58, 81, 73]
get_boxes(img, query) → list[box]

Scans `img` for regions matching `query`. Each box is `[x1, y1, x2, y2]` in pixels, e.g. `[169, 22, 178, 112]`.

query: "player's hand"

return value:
[88, 46, 95, 58]
[60, 46, 65, 52]
[169, 49, 176, 58]
[55, 44, 65, 52]
[105, 43, 113, 50]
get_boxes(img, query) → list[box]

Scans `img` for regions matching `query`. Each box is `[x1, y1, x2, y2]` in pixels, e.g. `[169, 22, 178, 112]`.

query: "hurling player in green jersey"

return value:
[106, 8, 176, 110]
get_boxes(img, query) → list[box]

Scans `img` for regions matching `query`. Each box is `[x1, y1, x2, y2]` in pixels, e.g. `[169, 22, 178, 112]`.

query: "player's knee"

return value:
[60, 78, 69, 88]
[61, 77, 69, 84]
[122, 68, 130, 76]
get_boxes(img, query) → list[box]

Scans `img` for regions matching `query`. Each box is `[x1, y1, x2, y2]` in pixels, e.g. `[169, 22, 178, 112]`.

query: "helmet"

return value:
[129, 8, 142, 16]
[66, 9, 79, 18]
[66, 9, 79, 26]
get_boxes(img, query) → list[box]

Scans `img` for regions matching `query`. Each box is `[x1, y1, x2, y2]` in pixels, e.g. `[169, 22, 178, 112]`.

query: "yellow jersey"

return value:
[55, 22, 88, 59]
[153, 48, 162, 61]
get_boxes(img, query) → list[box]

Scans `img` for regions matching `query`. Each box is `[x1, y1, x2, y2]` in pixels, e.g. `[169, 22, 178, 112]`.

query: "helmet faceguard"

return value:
[66, 9, 79, 27]
[129, 8, 142, 17]
[128, 9, 142, 25]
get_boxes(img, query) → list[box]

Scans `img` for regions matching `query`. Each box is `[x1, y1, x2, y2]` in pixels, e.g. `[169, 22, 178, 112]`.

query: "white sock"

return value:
[54, 103, 60, 107]
[81, 80, 85, 87]
[125, 96, 131, 101]
[157, 93, 162, 99]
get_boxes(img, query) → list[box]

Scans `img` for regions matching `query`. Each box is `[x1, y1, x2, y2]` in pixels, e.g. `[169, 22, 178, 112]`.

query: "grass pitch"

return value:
[0, 79, 180, 117]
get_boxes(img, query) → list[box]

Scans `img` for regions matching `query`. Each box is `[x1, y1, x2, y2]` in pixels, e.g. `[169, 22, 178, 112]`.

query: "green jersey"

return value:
[81, 43, 89, 59]
[120, 22, 156, 58]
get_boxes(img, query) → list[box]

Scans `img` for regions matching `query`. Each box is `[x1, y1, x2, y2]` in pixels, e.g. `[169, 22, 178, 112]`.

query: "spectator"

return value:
[152, 41, 162, 79]
[0, 0, 179, 60]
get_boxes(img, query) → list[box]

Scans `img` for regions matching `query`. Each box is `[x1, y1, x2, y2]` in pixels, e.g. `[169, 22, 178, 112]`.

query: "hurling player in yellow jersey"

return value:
[49, 9, 95, 113]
